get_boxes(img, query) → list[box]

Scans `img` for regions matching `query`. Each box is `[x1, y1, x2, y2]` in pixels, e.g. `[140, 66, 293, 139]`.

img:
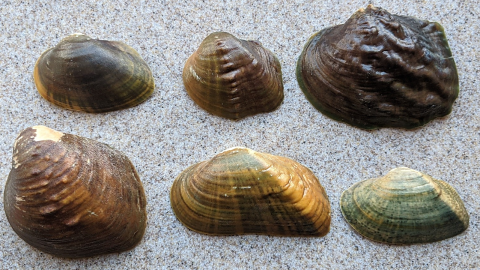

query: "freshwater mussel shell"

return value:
[3, 126, 147, 258]
[297, 5, 459, 129]
[340, 167, 469, 244]
[170, 147, 331, 236]
[34, 33, 155, 113]
[183, 32, 284, 120]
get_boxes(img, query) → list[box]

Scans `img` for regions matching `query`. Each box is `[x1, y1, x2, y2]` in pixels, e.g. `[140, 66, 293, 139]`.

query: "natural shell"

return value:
[34, 33, 154, 113]
[170, 147, 331, 236]
[183, 32, 284, 120]
[340, 167, 469, 244]
[3, 126, 147, 258]
[297, 5, 459, 129]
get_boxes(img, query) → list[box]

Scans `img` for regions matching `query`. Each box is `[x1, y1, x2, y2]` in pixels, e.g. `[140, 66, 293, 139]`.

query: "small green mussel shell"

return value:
[340, 167, 469, 244]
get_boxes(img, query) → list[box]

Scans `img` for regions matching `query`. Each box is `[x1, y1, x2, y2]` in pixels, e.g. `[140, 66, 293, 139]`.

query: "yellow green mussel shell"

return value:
[170, 147, 331, 236]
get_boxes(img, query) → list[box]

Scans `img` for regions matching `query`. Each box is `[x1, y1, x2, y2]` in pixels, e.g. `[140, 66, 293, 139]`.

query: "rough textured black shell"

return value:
[297, 5, 459, 129]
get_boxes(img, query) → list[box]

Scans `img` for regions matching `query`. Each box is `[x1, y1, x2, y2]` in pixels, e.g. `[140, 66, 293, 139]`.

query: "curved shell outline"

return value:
[34, 33, 155, 113]
[170, 147, 331, 236]
[297, 5, 459, 129]
[4, 126, 147, 258]
[183, 32, 284, 120]
[340, 167, 469, 244]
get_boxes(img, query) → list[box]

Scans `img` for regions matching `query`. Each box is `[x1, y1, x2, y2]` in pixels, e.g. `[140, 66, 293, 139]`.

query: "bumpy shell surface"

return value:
[3, 126, 147, 258]
[170, 147, 331, 236]
[34, 33, 154, 113]
[340, 167, 469, 244]
[183, 32, 284, 120]
[297, 5, 459, 129]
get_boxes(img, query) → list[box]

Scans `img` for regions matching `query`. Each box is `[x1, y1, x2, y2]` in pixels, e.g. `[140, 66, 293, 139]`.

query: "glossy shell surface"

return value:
[170, 147, 331, 236]
[297, 5, 459, 129]
[183, 32, 284, 120]
[340, 167, 469, 244]
[34, 33, 154, 113]
[3, 126, 147, 258]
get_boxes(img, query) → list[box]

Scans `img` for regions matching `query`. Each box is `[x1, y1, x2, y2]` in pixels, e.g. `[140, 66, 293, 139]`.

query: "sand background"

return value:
[0, 0, 479, 269]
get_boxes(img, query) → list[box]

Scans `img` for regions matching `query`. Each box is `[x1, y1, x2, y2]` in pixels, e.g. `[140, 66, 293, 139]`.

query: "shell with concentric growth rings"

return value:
[34, 33, 154, 113]
[340, 167, 469, 244]
[170, 147, 331, 236]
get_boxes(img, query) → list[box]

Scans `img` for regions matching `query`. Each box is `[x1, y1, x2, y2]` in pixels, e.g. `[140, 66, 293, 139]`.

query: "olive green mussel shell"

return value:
[297, 5, 459, 129]
[170, 147, 331, 236]
[34, 33, 154, 113]
[340, 167, 469, 244]
[183, 32, 284, 120]
[3, 126, 147, 258]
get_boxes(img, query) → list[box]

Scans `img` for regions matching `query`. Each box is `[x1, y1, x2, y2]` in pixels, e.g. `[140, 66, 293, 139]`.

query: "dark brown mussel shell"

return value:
[3, 126, 147, 258]
[183, 32, 284, 120]
[34, 33, 154, 113]
[170, 147, 331, 236]
[297, 5, 459, 129]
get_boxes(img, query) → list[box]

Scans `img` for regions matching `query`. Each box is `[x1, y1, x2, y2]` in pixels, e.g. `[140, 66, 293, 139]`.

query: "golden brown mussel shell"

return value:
[170, 147, 331, 236]
[297, 5, 459, 129]
[3, 126, 147, 258]
[183, 32, 284, 120]
[340, 167, 469, 244]
[34, 33, 154, 113]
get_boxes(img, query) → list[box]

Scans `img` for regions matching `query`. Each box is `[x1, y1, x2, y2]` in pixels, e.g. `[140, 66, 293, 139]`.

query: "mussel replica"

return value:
[34, 33, 155, 113]
[3, 126, 147, 258]
[183, 32, 284, 120]
[340, 167, 469, 244]
[170, 147, 331, 236]
[297, 5, 459, 129]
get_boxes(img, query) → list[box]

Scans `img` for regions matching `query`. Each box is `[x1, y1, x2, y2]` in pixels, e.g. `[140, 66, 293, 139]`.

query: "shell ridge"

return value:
[12, 136, 59, 173]
[16, 144, 71, 194]
[266, 156, 330, 233]
[433, 180, 469, 229]
[32, 141, 97, 221]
